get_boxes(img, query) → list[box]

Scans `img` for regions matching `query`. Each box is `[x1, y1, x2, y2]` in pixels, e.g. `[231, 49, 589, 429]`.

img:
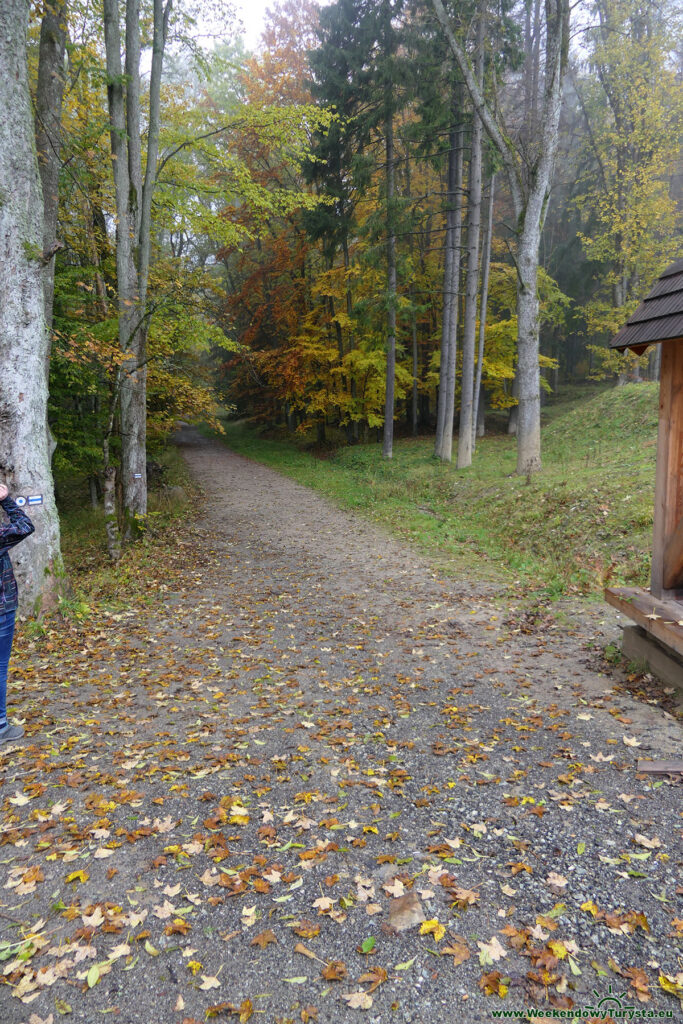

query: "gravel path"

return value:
[1, 426, 681, 1024]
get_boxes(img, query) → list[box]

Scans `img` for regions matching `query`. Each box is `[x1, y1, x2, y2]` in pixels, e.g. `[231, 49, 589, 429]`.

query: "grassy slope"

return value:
[213, 383, 658, 600]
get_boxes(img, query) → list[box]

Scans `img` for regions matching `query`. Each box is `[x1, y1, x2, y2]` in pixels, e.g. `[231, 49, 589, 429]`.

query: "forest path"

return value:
[2, 426, 682, 1024]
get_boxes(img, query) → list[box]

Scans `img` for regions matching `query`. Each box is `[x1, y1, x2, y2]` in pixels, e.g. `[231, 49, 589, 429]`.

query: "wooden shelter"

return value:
[605, 258, 683, 681]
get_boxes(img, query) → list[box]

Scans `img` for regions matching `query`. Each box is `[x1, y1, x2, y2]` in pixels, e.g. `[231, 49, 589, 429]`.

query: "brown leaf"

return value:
[294, 942, 325, 963]
[479, 970, 508, 997]
[358, 966, 388, 992]
[508, 861, 533, 876]
[623, 967, 651, 1002]
[321, 960, 347, 982]
[250, 929, 277, 949]
[292, 919, 320, 939]
[450, 885, 479, 909]
[442, 937, 470, 966]
[388, 891, 426, 932]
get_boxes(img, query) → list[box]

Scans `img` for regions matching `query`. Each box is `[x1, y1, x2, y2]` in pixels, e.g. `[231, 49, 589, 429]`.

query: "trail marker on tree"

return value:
[605, 258, 683, 684]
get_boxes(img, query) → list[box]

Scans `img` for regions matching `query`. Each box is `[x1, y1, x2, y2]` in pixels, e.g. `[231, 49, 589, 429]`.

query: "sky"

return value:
[234, 0, 273, 49]
[194, 0, 282, 54]
[195, 0, 328, 54]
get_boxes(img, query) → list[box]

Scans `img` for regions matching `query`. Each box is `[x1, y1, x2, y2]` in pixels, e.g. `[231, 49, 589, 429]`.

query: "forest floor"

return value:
[1, 426, 682, 1024]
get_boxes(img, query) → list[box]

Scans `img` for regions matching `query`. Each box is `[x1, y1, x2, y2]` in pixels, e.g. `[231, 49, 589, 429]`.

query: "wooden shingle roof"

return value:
[611, 258, 683, 353]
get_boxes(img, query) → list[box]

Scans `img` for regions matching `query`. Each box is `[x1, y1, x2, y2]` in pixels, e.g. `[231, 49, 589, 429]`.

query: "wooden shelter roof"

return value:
[611, 258, 683, 353]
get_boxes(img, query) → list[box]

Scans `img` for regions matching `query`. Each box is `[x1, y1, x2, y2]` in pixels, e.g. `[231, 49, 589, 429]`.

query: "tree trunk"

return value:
[0, 0, 63, 613]
[103, 0, 142, 529]
[435, 97, 464, 462]
[411, 312, 419, 436]
[431, 0, 570, 476]
[382, 109, 397, 460]
[472, 173, 494, 452]
[103, 0, 171, 529]
[35, 0, 67, 465]
[103, 467, 121, 561]
[457, 17, 485, 469]
[35, 0, 67, 338]
[516, 238, 542, 475]
[476, 388, 485, 437]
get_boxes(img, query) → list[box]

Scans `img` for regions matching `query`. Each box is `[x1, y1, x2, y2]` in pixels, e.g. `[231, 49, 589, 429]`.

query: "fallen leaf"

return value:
[420, 919, 446, 942]
[477, 936, 507, 966]
[199, 975, 221, 990]
[388, 892, 425, 932]
[250, 929, 277, 949]
[442, 938, 470, 966]
[341, 990, 373, 1010]
[634, 834, 661, 850]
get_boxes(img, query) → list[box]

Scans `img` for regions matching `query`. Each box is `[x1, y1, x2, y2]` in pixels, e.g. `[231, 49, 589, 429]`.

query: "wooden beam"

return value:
[651, 338, 683, 599]
[663, 512, 683, 589]
[605, 585, 683, 659]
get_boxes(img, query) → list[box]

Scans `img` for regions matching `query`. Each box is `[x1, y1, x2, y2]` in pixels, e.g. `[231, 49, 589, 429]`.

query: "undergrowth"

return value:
[55, 443, 198, 613]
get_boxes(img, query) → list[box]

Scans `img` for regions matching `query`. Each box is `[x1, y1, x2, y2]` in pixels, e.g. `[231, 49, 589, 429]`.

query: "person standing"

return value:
[0, 484, 35, 743]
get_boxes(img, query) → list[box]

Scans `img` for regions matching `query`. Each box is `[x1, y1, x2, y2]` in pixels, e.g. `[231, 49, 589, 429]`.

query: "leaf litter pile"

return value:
[1, 429, 682, 1024]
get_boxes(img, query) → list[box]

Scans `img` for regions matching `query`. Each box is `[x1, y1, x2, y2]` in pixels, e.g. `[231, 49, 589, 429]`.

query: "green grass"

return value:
[211, 382, 658, 600]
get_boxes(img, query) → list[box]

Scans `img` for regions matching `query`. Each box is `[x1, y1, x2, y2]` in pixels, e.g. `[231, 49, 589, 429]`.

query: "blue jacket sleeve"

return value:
[0, 496, 35, 553]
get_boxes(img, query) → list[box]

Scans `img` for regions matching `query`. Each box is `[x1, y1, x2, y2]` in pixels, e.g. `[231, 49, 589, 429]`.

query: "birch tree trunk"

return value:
[434, 100, 464, 462]
[431, 0, 570, 475]
[382, 109, 397, 460]
[0, 0, 63, 613]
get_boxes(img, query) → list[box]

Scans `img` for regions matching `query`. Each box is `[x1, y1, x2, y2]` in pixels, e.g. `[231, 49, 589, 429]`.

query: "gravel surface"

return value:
[0, 426, 681, 1024]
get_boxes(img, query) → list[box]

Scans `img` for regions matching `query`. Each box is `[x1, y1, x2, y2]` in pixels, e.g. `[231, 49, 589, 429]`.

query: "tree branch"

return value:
[429, 0, 523, 217]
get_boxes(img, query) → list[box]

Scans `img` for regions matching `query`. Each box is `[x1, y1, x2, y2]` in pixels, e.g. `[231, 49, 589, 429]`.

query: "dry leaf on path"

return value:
[388, 891, 425, 932]
[341, 990, 373, 1010]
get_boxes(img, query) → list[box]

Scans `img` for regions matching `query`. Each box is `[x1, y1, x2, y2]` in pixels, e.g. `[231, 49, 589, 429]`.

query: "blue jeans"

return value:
[0, 610, 16, 727]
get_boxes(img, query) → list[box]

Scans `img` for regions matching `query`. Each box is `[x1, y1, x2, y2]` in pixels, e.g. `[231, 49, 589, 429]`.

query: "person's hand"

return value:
[0, 484, 8, 501]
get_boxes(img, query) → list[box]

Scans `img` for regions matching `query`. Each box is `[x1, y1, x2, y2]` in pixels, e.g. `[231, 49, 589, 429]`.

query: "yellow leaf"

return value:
[65, 870, 89, 884]
[658, 973, 683, 1001]
[419, 919, 446, 942]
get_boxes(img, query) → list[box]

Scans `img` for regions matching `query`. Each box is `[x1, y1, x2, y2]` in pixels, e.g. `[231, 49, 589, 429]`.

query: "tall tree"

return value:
[575, 0, 682, 319]
[434, 95, 464, 462]
[431, 0, 570, 475]
[103, 0, 172, 532]
[381, 0, 399, 459]
[472, 171, 495, 448]
[35, 0, 67, 339]
[0, 0, 63, 612]
[456, 8, 485, 469]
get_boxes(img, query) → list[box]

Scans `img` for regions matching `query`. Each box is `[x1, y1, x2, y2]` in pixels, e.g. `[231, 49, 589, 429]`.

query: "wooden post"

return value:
[651, 338, 683, 599]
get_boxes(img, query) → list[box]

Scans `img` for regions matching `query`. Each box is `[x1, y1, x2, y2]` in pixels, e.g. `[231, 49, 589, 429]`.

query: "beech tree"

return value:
[35, 0, 68, 341]
[0, 0, 63, 612]
[431, 0, 570, 475]
[456, 8, 485, 470]
[433, 94, 464, 462]
[102, 0, 172, 533]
